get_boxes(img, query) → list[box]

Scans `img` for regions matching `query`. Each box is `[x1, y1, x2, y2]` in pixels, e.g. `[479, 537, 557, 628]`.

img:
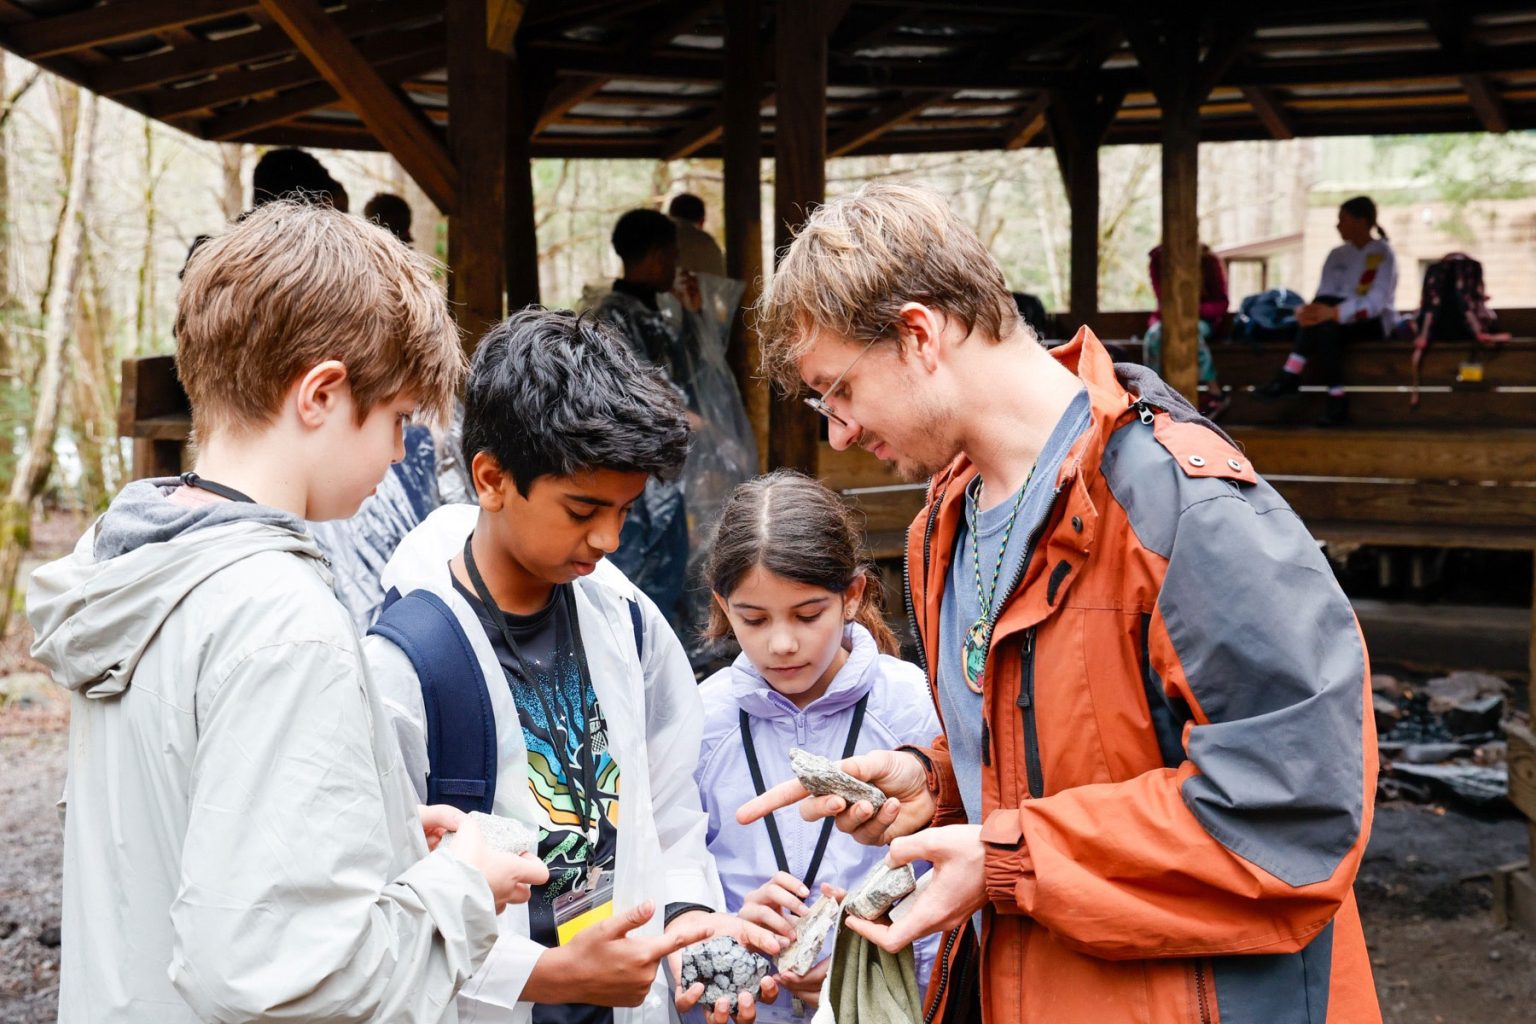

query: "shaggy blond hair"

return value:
[756, 181, 1019, 392]
[176, 200, 463, 436]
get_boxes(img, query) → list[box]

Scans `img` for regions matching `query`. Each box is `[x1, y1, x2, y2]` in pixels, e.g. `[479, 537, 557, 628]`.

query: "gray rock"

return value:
[439, 811, 539, 856]
[789, 748, 886, 810]
[844, 860, 916, 920]
[680, 935, 773, 1007]
[777, 893, 840, 976]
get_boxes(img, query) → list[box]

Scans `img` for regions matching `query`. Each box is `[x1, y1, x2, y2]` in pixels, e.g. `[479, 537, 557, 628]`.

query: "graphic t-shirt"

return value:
[452, 575, 619, 1024]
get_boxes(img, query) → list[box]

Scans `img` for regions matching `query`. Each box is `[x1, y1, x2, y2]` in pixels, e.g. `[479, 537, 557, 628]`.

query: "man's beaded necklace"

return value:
[960, 469, 1031, 693]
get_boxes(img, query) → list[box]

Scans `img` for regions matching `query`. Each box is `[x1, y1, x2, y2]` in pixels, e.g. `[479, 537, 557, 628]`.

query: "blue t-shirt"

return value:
[936, 389, 1092, 824]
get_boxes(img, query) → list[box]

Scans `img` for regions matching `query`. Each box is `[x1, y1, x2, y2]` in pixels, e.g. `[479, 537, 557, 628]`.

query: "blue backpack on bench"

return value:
[368, 587, 645, 814]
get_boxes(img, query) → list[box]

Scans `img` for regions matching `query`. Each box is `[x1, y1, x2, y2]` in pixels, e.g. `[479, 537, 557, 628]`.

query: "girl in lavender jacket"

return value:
[694, 471, 940, 1021]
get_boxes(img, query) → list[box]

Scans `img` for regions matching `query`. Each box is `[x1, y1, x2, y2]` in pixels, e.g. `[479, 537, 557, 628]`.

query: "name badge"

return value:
[553, 868, 616, 945]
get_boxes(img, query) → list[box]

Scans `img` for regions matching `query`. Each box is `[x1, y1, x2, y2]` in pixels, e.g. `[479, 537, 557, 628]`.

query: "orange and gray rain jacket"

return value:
[907, 329, 1381, 1024]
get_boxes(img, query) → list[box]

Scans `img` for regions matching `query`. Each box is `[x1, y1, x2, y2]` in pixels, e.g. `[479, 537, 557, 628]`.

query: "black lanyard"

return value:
[179, 472, 256, 504]
[462, 534, 602, 860]
[740, 691, 869, 891]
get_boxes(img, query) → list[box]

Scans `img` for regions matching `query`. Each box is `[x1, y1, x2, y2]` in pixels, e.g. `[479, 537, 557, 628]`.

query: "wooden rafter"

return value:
[661, 106, 730, 160]
[4, 0, 257, 61]
[1462, 74, 1510, 133]
[534, 75, 610, 133]
[147, 26, 437, 120]
[1422, 1, 1511, 134]
[487, 0, 526, 55]
[1001, 92, 1052, 150]
[1242, 85, 1296, 139]
[828, 90, 946, 156]
[259, 0, 456, 211]
[90, 0, 434, 97]
[202, 47, 445, 140]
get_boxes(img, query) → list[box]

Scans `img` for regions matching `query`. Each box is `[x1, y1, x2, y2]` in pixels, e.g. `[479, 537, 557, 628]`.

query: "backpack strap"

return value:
[368, 590, 497, 814]
[627, 597, 645, 661]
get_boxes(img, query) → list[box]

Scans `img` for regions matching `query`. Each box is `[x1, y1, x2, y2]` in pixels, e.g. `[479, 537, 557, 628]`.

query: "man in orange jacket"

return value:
[741, 182, 1381, 1024]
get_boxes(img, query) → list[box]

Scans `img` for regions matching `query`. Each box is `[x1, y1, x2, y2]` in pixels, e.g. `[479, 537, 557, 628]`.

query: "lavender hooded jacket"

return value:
[695, 624, 941, 1019]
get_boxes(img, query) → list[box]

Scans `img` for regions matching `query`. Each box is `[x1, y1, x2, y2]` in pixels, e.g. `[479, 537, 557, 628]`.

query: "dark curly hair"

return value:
[461, 307, 690, 495]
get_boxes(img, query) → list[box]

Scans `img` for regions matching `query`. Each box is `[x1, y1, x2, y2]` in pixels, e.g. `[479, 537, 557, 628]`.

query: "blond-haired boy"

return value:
[28, 201, 544, 1024]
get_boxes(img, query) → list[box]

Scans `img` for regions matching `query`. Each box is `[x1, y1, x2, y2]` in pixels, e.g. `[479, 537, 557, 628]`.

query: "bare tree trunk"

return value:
[72, 229, 121, 511]
[135, 119, 157, 355]
[219, 143, 245, 221]
[0, 91, 96, 638]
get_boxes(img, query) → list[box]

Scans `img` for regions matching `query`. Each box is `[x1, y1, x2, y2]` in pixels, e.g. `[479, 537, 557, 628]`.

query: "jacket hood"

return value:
[728, 622, 881, 719]
[28, 478, 318, 698]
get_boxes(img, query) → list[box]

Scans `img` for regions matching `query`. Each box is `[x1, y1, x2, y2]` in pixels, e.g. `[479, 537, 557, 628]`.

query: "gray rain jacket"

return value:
[28, 479, 499, 1023]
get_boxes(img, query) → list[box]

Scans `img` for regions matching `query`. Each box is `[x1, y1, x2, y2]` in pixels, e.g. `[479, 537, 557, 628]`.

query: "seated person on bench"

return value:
[1256, 196, 1397, 426]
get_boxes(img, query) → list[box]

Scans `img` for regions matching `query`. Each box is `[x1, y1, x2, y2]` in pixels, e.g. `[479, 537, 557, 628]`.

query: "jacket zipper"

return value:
[904, 485, 947, 678]
[922, 926, 962, 1024]
[1193, 959, 1212, 1024]
[983, 483, 1060, 801]
[1014, 627, 1043, 798]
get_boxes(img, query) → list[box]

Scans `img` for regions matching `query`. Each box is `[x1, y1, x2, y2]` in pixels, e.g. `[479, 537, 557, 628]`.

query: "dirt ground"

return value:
[1, 511, 1534, 1022]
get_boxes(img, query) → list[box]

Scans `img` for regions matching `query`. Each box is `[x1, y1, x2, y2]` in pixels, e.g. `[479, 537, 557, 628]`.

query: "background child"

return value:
[27, 200, 542, 1024]
[694, 471, 940, 1020]
[366, 309, 781, 1024]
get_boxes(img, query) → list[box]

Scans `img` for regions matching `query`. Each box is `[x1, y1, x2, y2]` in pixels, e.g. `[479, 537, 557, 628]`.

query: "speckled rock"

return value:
[680, 935, 773, 1007]
[777, 893, 841, 976]
[439, 811, 539, 856]
[844, 860, 916, 920]
[789, 748, 887, 810]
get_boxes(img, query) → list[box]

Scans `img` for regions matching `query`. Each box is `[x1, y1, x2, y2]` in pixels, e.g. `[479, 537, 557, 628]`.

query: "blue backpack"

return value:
[368, 587, 645, 814]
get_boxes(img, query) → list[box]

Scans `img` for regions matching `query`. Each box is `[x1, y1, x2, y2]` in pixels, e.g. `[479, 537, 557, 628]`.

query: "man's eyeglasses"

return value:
[803, 337, 879, 428]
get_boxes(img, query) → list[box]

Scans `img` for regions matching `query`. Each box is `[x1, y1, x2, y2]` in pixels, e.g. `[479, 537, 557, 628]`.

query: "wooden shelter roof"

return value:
[3, 1, 1535, 165]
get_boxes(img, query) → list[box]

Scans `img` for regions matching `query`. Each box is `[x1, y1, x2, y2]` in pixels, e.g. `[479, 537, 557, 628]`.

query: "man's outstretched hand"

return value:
[843, 825, 987, 953]
[735, 749, 934, 847]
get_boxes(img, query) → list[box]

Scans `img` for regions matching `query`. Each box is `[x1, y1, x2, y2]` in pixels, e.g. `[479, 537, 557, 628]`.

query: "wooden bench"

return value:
[119, 354, 191, 479]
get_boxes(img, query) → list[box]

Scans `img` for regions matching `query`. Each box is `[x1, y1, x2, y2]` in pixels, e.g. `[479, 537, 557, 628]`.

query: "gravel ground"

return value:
[0, 730, 65, 1024]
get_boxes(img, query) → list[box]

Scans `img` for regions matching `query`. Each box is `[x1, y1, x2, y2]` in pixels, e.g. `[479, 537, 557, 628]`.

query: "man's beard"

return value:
[876, 395, 959, 482]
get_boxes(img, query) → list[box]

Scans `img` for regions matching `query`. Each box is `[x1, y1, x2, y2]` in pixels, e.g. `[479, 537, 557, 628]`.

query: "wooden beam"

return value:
[661, 106, 728, 160]
[1196, 19, 1254, 101]
[4, 0, 255, 60]
[446, 0, 506, 340]
[724, 0, 767, 468]
[259, 0, 456, 212]
[533, 75, 610, 133]
[88, 0, 435, 96]
[1001, 93, 1051, 150]
[200, 47, 444, 140]
[828, 90, 944, 157]
[770, 0, 828, 476]
[1241, 85, 1295, 139]
[149, 23, 438, 119]
[487, 0, 526, 55]
[504, 57, 540, 312]
[1129, 13, 1202, 402]
[1462, 73, 1510, 133]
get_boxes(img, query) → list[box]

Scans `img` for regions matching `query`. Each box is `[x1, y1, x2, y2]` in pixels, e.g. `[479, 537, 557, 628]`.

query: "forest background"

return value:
[1, 53, 1535, 633]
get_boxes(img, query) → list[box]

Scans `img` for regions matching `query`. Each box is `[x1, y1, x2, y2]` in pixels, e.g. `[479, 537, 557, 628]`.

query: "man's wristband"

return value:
[894, 745, 940, 796]
[664, 902, 715, 928]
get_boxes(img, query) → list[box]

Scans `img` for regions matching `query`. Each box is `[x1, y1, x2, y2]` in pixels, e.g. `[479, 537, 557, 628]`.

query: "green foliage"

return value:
[1373, 132, 1536, 240]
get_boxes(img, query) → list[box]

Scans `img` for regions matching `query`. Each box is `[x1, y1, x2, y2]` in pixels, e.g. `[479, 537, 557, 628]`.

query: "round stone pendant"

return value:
[961, 618, 989, 693]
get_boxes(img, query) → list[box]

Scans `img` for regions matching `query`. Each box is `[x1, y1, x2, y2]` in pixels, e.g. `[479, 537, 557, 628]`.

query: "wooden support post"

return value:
[1158, 34, 1201, 403]
[723, 0, 767, 468]
[1047, 87, 1113, 331]
[1129, 15, 1205, 402]
[446, 0, 506, 344]
[505, 56, 540, 312]
[769, 0, 833, 475]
